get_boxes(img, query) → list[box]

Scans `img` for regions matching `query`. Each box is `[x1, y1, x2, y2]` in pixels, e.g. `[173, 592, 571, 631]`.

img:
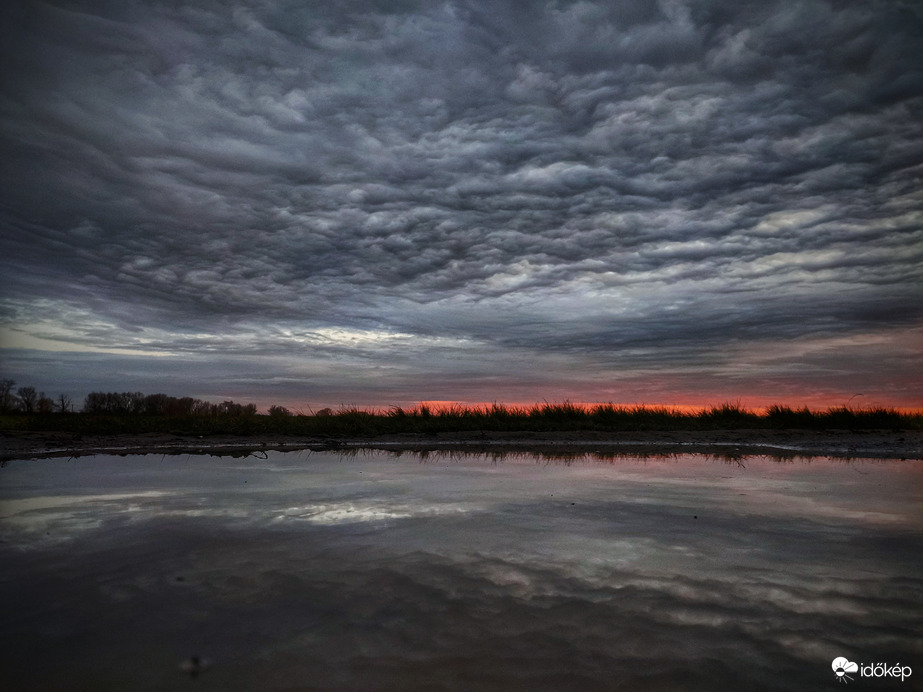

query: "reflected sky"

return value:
[1, 451, 921, 691]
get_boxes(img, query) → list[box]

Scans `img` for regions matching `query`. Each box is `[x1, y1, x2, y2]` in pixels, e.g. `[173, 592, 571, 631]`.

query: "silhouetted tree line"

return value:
[0, 378, 256, 416]
[0, 378, 61, 413]
[82, 391, 257, 416]
[2, 377, 920, 435]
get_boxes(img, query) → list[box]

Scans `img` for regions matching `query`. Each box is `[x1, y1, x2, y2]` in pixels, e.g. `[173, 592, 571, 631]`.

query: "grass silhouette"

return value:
[2, 400, 919, 437]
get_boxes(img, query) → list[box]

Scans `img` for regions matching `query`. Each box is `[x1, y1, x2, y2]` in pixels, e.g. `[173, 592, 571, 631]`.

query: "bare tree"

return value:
[83, 391, 105, 413]
[37, 392, 54, 414]
[0, 378, 14, 411]
[17, 386, 38, 413]
[143, 393, 169, 415]
[56, 393, 73, 413]
[126, 391, 146, 414]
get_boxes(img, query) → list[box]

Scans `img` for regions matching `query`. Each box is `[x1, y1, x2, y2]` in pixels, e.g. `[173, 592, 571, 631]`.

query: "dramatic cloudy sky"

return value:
[1, 0, 921, 410]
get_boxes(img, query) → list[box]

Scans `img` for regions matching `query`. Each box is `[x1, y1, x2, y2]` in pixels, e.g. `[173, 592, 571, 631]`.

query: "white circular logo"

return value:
[832, 657, 858, 683]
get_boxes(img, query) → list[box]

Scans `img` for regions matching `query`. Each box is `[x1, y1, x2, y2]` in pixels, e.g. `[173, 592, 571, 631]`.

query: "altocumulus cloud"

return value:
[1, 0, 921, 408]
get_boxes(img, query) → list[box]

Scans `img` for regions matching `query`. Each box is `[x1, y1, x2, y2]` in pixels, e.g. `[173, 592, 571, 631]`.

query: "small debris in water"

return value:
[179, 655, 210, 679]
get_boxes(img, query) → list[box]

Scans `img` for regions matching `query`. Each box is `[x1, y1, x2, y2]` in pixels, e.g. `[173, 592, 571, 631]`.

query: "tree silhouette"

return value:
[56, 393, 73, 413]
[17, 386, 38, 413]
[0, 378, 15, 411]
[37, 392, 54, 413]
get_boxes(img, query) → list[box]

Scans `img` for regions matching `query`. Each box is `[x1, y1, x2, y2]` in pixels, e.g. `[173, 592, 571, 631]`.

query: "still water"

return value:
[1, 450, 921, 691]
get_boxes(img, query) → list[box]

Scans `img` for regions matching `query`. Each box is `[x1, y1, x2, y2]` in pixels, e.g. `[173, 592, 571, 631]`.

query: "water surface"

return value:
[1, 450, 921, 690]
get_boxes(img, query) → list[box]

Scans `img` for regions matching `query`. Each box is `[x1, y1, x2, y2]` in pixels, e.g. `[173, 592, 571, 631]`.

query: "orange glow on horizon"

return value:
[288, 399, 922, 415]
[414, 400, 704, 414]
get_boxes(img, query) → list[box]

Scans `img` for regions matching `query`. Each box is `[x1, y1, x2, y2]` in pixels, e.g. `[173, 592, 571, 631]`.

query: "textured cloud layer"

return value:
[1, 1, 921, 407]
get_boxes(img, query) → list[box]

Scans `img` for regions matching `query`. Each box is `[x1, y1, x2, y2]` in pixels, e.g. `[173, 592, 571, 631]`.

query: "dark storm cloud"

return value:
[1, 0, 921, 404]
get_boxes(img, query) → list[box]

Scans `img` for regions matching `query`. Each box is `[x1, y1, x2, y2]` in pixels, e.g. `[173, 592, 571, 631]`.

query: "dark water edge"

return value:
[1, 451, 921, 691]
[4, 427, 923, 463]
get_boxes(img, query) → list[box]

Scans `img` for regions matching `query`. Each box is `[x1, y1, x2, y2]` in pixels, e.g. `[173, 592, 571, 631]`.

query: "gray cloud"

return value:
[1, 0, 921, 407]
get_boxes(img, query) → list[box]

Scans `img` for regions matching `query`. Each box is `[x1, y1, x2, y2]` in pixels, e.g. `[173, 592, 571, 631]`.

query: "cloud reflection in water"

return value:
[0, 451, 920, 691]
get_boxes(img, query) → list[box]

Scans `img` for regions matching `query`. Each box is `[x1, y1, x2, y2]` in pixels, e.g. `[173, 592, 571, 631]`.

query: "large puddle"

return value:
[1, 450, 921, 690]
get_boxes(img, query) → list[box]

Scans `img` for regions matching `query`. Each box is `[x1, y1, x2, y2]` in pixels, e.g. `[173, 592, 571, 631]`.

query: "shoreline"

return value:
[3, 428, 922, 461]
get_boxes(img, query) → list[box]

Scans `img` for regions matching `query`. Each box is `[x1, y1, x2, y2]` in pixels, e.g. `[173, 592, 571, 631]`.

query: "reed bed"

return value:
[2, 401, 919, 437]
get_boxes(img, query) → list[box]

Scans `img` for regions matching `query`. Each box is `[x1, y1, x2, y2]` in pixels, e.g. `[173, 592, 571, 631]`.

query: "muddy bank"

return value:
[2, 428, 922, 461]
